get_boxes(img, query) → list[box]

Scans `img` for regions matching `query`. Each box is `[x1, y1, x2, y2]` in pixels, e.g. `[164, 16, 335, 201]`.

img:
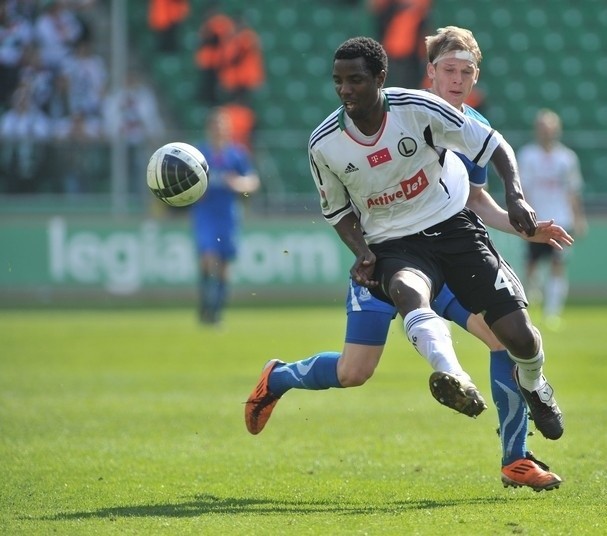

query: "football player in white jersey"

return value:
[245, 35, 566, 485]
[518, 109, 587, 328]
[245, 30, 569, 491]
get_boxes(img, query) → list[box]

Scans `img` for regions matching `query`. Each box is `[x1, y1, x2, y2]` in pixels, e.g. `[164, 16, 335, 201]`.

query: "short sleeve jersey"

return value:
[193, 141, 253, 214]
[458, 103, 490, 188]
[309, 87, 502, 244]
[517, 141, 583, 229]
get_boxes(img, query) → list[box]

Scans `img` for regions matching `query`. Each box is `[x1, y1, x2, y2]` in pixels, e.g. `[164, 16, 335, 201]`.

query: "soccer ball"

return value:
[146, 142, 209, 207]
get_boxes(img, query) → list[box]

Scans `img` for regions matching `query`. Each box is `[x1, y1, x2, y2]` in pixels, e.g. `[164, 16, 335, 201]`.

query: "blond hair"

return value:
[535, 108, 562, 138]
[425, 26, 482, 65]
[535, 108, 561, 128]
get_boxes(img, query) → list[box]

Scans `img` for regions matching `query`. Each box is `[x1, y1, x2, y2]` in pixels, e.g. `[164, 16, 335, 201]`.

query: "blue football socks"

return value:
[490, 349, 528, 466]
[268, 352, 342, 397]
[200, 274, 226, 322]
[213, 280, 226, 319]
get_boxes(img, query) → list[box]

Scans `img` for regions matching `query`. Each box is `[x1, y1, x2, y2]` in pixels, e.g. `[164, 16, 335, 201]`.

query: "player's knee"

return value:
[498, 324, 539, 357]
[338, 365, 375, 387]
[388, 274, 428, 311]
[508, 332, 538, 357]
[491, 311, 540, 357]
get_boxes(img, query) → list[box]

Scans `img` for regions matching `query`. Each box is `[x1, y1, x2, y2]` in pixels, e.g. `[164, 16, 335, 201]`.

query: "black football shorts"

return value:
[369, 208, 528, 326]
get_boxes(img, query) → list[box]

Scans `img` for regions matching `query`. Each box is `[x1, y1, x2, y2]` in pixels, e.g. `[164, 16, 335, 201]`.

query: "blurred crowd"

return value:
[0, 0, 267, 197]
[0, 0, 164, 196]
[1, 0, 484, 200]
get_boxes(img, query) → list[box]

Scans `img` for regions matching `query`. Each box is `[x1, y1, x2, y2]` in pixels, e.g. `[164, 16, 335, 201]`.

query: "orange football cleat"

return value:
[244, 359, 284, 435]
[501, 452, 563, 492]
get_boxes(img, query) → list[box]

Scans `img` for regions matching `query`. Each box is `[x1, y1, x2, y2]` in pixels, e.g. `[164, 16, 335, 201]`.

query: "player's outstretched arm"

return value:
[523, 220, 573, 250]
[467, 188, 573, 250]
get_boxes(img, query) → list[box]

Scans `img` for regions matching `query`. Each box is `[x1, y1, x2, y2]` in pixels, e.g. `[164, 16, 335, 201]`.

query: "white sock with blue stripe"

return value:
[404, 308, 468, 378]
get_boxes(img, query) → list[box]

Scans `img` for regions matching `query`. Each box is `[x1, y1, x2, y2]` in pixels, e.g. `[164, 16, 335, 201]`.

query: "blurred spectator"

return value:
[34, 0, 85, 70]
[104, 70, 165, 198]
[17, 45, 56, 114]
[58, 35, 107, 118]
[44, 65, 71, 120]
[367, 0, 432, 88]
[0, 84, 52, 192]
[0, 0, 33, 110]
[218, 16, 265, 105]
[65, 0, 102, 45]
[195, 9, 265, 106]
[148, 0, 190, 54]
[54, 110, 105, 194]
[194, 4, 235, 105]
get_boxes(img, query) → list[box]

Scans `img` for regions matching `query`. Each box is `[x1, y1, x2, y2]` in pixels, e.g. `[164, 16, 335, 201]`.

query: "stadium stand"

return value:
[127, 0, 607, 209]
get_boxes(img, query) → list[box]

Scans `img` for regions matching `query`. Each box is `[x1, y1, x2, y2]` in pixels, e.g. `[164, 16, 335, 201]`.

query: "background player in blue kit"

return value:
[191, 108, 260, 324]
[245, 28, 571, 491]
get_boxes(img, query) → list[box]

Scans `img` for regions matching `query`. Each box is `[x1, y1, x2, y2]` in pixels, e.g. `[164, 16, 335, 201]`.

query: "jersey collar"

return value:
[338, 92, 390, 131]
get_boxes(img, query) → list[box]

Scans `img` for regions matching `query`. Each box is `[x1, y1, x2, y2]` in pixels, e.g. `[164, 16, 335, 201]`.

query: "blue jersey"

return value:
[191, 141, 254, 260]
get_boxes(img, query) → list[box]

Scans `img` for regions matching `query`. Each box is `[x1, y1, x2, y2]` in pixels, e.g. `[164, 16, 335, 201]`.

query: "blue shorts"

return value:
[345, 279, 395, 345]
[344, 279, 471, 346]
[191, 212, 238, 261]
[194, 227, 238, 260]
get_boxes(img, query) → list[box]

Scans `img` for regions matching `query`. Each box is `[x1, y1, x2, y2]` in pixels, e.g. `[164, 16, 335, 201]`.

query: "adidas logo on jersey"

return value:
[344, 162, 359, 174]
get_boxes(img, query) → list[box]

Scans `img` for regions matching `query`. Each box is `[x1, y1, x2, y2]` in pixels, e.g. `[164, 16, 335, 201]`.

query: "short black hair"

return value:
[334, 36, 388, 77]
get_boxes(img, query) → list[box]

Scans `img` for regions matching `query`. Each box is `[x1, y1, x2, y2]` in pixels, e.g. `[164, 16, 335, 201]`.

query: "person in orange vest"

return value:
[148, 0, 190, 53]
[217, 17, 265, 105]
[367, 0, 432, 88]
[194, 5, 236, 105]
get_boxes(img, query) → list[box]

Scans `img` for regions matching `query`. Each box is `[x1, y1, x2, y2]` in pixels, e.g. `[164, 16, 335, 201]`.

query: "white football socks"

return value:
[544, 275, 568, 318]
[509, 344, 545, 391]
[404, 308, 468, 378]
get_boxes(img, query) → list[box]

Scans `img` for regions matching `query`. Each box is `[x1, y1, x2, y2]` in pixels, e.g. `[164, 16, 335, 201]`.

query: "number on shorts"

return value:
[494, 268, 515, 296]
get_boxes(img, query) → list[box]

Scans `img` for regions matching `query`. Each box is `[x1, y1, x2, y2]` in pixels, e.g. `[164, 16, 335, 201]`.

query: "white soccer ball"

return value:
[146, 142, 209, 207]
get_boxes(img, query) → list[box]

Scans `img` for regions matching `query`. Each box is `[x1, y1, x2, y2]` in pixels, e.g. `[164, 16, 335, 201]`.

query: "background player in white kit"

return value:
[517, 109, 587, 328]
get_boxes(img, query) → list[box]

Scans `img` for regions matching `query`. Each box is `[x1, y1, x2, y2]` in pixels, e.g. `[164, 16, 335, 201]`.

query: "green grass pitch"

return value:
[1, 304, 606, 535]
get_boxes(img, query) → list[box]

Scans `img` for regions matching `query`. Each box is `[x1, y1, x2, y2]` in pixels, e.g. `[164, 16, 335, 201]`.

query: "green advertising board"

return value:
[0, 216, 605, 305]
[0, 216, 353, 304]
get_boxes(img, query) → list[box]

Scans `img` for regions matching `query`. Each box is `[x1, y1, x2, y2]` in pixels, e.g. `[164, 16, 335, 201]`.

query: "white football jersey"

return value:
[309, 87, 503, 244]
[517, 142, 582, 229]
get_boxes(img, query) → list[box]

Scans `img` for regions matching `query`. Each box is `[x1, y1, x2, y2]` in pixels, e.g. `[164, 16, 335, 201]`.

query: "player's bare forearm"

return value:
[466, 187, 512, 234]
[490, 142, 537, 236]
[333, 212, 369, 257]
[333, 213, 378, 287]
